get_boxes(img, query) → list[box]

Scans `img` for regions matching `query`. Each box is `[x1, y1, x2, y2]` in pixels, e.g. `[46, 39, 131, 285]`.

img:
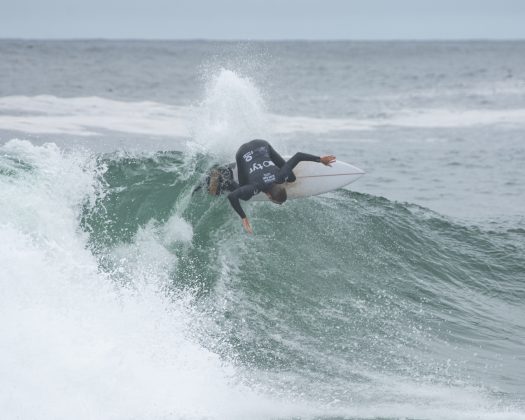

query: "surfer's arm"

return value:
[227, 185, 257, 219]
[286, 153, 336, 169]
[276, 152, 321, 183]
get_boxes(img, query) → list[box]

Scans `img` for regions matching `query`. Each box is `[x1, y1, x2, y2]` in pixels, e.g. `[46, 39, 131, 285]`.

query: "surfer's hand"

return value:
[242, 218, 253, 234]
[320, 155, 336, 167]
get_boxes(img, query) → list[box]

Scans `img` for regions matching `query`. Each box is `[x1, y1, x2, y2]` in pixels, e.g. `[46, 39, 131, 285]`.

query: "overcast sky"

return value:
[2, 0, 525, 40]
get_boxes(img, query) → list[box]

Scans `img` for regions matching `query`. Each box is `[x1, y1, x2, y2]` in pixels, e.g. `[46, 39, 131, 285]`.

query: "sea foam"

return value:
[0, 139, 290, 420]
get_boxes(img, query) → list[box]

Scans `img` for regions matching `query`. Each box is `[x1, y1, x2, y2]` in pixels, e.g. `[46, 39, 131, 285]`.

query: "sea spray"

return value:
[189, 69, 272, 158]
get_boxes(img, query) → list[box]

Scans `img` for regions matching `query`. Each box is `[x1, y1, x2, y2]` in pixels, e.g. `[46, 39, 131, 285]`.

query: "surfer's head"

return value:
[266, 183, 287, 205]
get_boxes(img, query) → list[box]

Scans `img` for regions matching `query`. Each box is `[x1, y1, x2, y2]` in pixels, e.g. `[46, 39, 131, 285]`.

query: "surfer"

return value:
[227, 139, 335, 233]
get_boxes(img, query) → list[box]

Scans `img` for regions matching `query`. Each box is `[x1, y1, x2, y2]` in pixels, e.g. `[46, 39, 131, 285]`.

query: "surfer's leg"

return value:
[219, 167, 239, 192]
[276, 159, 297, 183]
[236, 155, 250, 186]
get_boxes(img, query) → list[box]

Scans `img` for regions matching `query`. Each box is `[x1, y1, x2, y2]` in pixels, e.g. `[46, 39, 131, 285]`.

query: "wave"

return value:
[2, 93, 525, 139]
[1, 139, 523, 419]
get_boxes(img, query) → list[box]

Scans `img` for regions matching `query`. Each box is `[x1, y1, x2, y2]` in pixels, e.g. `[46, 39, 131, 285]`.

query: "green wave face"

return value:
[2, 141, 524, 418]
[80, 150, 525, 409]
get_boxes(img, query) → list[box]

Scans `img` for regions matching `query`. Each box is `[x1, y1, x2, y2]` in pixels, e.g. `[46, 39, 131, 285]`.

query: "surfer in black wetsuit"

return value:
[227, 139, 335, 233]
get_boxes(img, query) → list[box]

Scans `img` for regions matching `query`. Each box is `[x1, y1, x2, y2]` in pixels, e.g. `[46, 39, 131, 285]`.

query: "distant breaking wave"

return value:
[2, 94, 525, 138]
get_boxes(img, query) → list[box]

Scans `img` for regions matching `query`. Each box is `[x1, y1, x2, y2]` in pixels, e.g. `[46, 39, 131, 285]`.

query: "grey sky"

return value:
[2, 0, 525, 40]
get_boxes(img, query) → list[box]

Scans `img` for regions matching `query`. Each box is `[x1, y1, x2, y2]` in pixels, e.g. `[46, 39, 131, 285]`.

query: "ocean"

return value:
[0, 40, 524, 419]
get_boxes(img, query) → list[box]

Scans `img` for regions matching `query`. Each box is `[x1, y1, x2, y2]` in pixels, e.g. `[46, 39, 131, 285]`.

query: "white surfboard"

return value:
[232, 159, 364, 201]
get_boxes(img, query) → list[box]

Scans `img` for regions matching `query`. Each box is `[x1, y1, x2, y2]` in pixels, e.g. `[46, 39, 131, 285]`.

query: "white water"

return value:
[0, 139, 297, 420]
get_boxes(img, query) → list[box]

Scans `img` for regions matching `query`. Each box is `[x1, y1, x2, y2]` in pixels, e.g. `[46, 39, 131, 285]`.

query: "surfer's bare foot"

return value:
[320, 155, 336, 166]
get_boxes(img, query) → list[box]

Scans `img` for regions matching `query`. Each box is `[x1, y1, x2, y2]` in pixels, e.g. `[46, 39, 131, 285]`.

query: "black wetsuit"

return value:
[227, 139, 321, 219]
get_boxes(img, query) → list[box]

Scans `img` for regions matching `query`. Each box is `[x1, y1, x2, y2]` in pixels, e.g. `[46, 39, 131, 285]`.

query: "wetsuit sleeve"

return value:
[227, 184, 258, 219]
[268, 144, 287, 168]
[276, 152, 321, 183]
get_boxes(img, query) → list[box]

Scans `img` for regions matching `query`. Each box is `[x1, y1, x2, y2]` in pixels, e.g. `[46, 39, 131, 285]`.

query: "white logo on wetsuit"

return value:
[262, 172, 276, 183]
[249, 160, 275, 174]
[243, 151, 253, 162]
